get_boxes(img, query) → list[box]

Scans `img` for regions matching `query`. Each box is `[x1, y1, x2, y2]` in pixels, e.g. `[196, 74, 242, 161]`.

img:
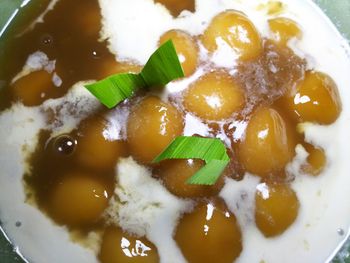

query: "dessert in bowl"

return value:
[0, 0, 349, 262]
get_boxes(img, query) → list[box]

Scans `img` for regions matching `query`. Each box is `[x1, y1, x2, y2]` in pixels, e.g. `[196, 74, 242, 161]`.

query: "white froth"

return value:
[24, 52, 52, 72]
[220, 175, 261, 229]
[104, 106, 130, 141]
[12, 51, 56, 83]
[99, 0, 172, 64]
[105, 157, 191, 263]
[0, 104, 98, 263]
[163, 67, 204, 96]
[211, 38, 239, 69]
[183, 113, 210, 137]
[99, 0, 270, 65]
[41, 82, 101, 136]
[286, 144, 309, 177]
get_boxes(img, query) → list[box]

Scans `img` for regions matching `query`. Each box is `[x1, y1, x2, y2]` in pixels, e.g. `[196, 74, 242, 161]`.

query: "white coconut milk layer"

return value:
[0, 83, 101, 263]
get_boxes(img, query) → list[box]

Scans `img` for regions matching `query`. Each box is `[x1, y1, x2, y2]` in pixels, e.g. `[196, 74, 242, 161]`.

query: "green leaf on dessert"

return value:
[153, 136, 230, 185]
[141, 40, 184, 86]
[85, 73, 144, 108]
[186, 159, 229, 185]
[84, 40, 184, 108]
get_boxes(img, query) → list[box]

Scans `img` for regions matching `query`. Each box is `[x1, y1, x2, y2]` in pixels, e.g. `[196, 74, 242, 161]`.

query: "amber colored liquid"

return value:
[0, 0, 115, 110]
